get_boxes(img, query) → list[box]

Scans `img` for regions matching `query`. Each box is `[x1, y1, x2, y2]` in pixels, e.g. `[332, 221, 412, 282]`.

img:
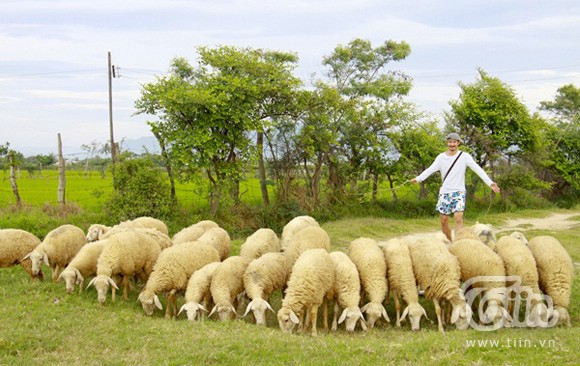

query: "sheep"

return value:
[399, 231, 451, 246]
[59, 239, 107, 294]
[508, 231, 528, 245]
[172, 220, 219, 245]
[242, 252, 293, 326]
[280, 215, 320, 250]
[138, 241, 220, 318]
[493, 235, 545, 327]
[528, 235, 574, 327]
[471, 222, 497, 246]
[0, 229, 42, 280]
[407, 237, 472, 333]
[239, 228, 280, 261]
[328, 251, 366, 332]
[448, 238, 511, 326]
[23, 224, 86, 283]
[179, 262, 221, 321]
[86, 230, 162, 304]
[284, 226, 331, 265]
[209, 256, 251, 321]
[381, 238, 428, 331]
[347, 237, 389, 328]
[86, 216, 169, 242]
[95, 227, 173, 250]
[194, 227, 231, 261]
[277, 248, 335, 336]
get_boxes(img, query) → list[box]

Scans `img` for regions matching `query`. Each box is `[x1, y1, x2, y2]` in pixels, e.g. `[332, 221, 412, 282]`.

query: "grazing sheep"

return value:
[381, 238, 428, 331]
[179, 262, 221, 321]
[194, 227, 231, 261]
[493, 235, 545, 327]
[95, 227, 173, 250]
[328, 251, 366, 332]
[138, 242, 220, 318]
[239, 228, 280, 261]
[209, 256, 251, 321]
[87, 230, 162, 304]
[277, 249, 335, 336]
[453, 227, 481, 242]
[408, 237, 472, 333]
[172, 220, 219, 245]
[399, 231, 451, 245]
[284, 226, 331, 264]
[347, 238, 389, 328]
[59, 240, 107, 294]
[86, 216, 169, 242]
[242, 252, 293, 326]
[528, 236, 574, 327]
[0, 229, 42, 280]
[280, 215, 320, 250]
[448, 238, 511, 326]
[23, 224, 86, 283]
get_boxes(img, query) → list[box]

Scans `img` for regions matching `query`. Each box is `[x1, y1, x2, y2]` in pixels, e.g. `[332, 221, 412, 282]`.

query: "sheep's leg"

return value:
[121, 275, 130, 301]
[322, 298, 329, 331]
[331, 302, 339, 331]
[51, 265, 60, 283]
[165, 292, 173, 319]
[301, 308, 309, 333]
[309, 305, 319, 336]
[394, 293, 401, 327]
[433, 300, 445, 333]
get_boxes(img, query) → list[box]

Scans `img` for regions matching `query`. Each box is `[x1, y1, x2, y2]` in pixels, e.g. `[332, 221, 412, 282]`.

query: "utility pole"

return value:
[108, 50, 117, 164]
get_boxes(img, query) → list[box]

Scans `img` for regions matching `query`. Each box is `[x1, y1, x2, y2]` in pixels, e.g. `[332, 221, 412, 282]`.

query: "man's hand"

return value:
[410, 178, 418, 184]
[490, 183, 501, 193]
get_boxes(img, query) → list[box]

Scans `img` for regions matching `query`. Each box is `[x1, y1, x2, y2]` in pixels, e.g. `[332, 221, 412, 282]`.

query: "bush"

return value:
[105, 158, 175, 223]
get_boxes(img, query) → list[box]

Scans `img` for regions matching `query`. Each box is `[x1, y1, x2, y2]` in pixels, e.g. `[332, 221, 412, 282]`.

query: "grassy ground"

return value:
[0, 209, 578, 365]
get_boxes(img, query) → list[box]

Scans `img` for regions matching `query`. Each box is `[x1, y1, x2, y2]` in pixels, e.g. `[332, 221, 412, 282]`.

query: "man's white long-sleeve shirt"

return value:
[415, 151, 494, 194]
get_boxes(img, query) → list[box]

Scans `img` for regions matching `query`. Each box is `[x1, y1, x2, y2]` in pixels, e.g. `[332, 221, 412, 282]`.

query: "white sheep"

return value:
[280, 215, 320, 250]
[347, 237, 389, 328]
[528, 235, 574, 327]
[209, 256, 251, 321]
[172, 220, 219, 245]
[381, 238, 428, 331]
[23, 224, 86, 283]
[277, 248, 335, 336]
[328, 251, 367, 332]
[0, 229, 42, 280]
[448, 238, 511, 326]
[194, 227, 231, 261]
[87, 230, 162, 304]
[86, 216, 169, 242]
[179, 262, 221, 321]
[408, 237, 472, 333]
[59, 239, 107, 294]
[284, 226, 330, 264]
[242, 252, 292, 326]
[470, 222, 497, 246]
[138, 241, 220, 318]
[493, 235, 545, 327]
[239, 228, 280, 261]
[96, 227, 173, 250]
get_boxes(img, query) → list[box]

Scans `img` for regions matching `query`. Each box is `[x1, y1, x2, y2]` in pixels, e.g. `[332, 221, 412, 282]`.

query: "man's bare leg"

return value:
[454, 211, 464, 235]
[440, 214, 452, 242]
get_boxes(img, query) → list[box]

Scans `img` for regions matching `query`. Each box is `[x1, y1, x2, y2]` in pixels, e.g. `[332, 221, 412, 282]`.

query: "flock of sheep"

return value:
[0, 215, 574, 335]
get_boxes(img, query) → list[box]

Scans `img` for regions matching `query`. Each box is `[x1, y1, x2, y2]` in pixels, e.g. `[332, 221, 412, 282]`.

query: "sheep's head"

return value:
[209, 303, 237, 321]
[59, 268, 84, 294]
[22, 249, 49, 276]
[338, 306, 367, 332]
[178, 302, 207, 321]
[451, 301, 472, 330]
[401, 303, 429, 331]
[361, 302, 389, 328]
[138, 291, 163, 316]
[552, 306, 570, 327]
[86, 225, 107, 242]
[509, 231, 528, 245]
[277, 307, 300, 334]
[472, 223, 497, 245]
[243, 298, 274, 326]
[481, 301, 512, 325]
[527, 302, 551, 327]
[87, 275, 118, 304]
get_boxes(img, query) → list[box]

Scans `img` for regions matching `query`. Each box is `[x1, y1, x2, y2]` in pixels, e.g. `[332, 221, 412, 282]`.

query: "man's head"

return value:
[446, 132, 461, 152]
[446, 132, 462, 143]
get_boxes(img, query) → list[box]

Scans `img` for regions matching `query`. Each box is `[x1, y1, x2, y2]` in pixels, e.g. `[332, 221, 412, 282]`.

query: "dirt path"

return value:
[500, 212, 580, 232]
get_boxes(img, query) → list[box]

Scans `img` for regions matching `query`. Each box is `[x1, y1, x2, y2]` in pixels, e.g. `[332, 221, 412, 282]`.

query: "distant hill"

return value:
[17, 136, 161, 157]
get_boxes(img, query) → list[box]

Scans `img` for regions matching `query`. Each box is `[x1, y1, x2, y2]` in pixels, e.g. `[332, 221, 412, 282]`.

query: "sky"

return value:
[1, 0, 579, 157]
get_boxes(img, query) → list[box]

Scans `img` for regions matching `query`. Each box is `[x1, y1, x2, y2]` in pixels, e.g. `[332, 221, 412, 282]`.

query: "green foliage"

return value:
[105, 157, 174, 222]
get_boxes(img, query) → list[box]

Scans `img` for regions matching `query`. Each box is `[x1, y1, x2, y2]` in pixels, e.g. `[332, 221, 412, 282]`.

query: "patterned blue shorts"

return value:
[436, 191, 466, 215]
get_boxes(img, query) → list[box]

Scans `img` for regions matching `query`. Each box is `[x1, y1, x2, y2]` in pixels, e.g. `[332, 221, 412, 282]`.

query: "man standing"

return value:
[410, 132, 500, 241]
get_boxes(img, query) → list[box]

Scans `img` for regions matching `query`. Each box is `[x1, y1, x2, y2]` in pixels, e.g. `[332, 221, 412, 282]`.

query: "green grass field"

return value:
[0, 209, 578, 365]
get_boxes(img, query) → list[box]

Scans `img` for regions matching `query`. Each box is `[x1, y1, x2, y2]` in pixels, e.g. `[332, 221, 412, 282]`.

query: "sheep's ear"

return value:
[22, 253, 31, 261]
[382, 307, 390, 322]
[401, 306, 410, 322]
[421, 305, 431, 322]
[359, 312, 368, 331]
[199, 304, 208, 312]
[289, 310, 300, 325]
[178, 304, 187, 316]
[230, 305, 237, 317]
[106, 277, 119, 290]
[360, 303, 369, 313]
[97, 227, 105, 240]
[451, 306, 460, 324]
[338, 309, 348, 324]
[42, 253, 50, 266]
[243, 300, 254, 317]
[153, 295, 163, 310]
[208, 305, 217, 318]
[86, 278, 96, 289]
[74, 268, 84, 284]
[265, 301, 274, 313]
[502, 307, 513, 322]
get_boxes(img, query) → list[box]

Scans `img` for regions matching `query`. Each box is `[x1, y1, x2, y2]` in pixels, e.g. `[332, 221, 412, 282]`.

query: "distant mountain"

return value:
[16, 136, 161, 157]
[119, 136, 161, 154]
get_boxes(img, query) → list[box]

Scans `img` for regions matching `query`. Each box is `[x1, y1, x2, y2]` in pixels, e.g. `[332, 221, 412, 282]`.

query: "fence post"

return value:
[57, 133, 66, 205]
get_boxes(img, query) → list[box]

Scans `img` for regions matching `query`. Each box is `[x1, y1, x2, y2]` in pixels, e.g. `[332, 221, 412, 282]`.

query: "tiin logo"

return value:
[461, 276, 558, 331]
